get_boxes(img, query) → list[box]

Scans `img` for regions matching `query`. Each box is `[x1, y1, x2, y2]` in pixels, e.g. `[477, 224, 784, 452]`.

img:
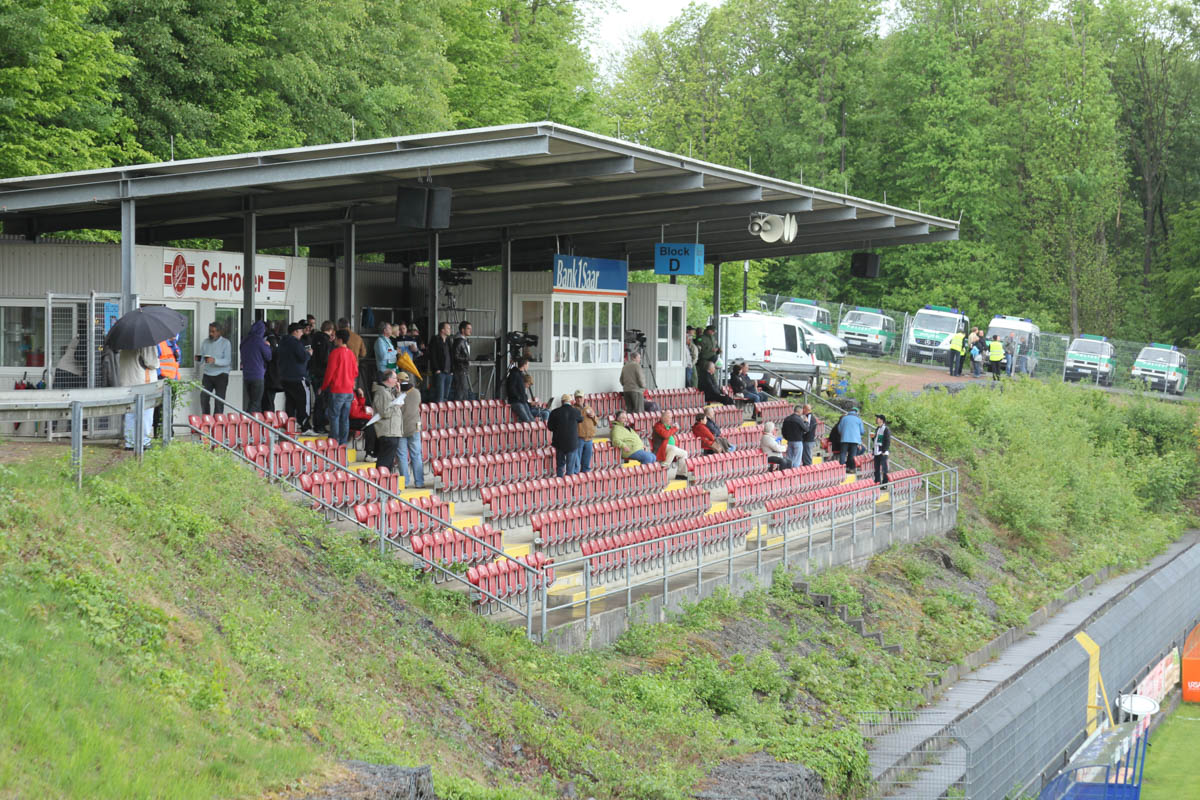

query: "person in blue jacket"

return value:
[835, 406, 864, 474]
[239, 320, 272, 413]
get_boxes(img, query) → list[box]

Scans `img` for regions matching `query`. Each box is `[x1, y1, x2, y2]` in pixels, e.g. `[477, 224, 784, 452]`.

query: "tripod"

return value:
[629, 340, 657, 389]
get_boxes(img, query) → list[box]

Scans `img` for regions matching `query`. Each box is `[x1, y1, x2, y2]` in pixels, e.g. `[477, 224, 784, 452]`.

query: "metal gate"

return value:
[40, 292, 125, 439]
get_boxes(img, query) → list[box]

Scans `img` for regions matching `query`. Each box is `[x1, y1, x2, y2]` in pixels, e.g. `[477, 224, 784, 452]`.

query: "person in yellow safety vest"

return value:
[988, 335, 1005, 381]
[157, 337, 181, 380]
[948, 329, 966, 377]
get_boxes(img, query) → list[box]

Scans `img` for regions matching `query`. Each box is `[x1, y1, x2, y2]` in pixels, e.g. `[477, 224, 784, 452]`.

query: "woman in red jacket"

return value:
[691, 412, 718, 454]
[348, 388, 376, 459]
[651, 410, 688, 473]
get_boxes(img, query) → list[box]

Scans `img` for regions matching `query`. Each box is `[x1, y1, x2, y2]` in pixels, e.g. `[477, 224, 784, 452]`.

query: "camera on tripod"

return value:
[505, 330, 539, 360]
[441, 270, 473, 287]
[625, 329, 647, 347]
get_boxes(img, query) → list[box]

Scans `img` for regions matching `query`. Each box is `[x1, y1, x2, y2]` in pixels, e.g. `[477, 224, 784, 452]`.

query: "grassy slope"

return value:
[0, 380, 1196, 800]
[1142, 706, 1200, 800]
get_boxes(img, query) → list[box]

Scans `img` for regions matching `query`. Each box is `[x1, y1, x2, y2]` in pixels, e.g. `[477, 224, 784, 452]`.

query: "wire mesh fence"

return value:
[857, 710, 970, 799]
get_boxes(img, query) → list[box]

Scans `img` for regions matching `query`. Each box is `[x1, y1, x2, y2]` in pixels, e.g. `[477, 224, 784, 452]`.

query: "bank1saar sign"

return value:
[552, 254, 628, 296]
[162, 249, 288, 302]
[653, 242, 705, 276]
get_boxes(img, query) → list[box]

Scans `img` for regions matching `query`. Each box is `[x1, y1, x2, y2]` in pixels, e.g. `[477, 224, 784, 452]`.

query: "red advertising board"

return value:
[1184, 623, 1200, 703]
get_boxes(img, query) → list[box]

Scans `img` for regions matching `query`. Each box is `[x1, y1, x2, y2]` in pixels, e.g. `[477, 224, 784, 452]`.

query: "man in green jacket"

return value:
[698, 325, 721, 367]
[609, 411, 657, 464]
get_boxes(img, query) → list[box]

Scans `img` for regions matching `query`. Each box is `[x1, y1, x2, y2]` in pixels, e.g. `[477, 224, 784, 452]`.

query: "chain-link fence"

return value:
[857, 710, 970, 799]
[760, 293, 1200, 400]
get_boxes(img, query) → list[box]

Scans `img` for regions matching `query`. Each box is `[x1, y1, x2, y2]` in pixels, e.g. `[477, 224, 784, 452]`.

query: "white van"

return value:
[985, 315, 1041, 375]
[720, 311, 821, 391]
[904, 305, 970, 365]
[778, 299, 833, 332]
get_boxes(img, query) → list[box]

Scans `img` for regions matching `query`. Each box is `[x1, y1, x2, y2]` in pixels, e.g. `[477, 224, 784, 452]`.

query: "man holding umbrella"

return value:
[105, 306, 187, 451]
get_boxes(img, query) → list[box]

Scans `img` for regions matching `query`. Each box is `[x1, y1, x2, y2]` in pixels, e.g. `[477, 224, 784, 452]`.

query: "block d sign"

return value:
[654, 243, 704, 276]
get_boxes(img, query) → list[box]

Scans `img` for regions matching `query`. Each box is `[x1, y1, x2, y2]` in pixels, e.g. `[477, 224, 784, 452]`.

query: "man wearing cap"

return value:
[278, 322, 312, 432]
[547, 394, 583, 476]
[871, 413, 891, 485]
[836, 406, 865, 474]
[393, 371, 424, 488]
[620, 351, 646, 413]
[573, 391, 599, 473]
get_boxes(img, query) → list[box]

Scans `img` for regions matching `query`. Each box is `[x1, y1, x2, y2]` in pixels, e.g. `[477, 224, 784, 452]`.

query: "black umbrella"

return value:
[104, 306, 188, 350]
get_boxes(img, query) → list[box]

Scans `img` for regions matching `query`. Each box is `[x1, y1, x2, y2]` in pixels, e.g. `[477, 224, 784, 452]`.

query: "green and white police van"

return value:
[837, 306, 898, 355]
[1131, 343, 1189, 395]
[779, 298, 833, 332]
[1063, 334, 1116, 386]
[985, 315, 1040, 375]
[904, 305, 969, 365]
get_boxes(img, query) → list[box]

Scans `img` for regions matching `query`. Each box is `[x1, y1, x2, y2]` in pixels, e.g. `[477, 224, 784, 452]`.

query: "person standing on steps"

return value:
[836, 406, 864, 474]
[548, 394, 583, 477]
[239, 320, 272, 414]
[428, 321, 453, 403]
[799, 404, 818, 466]
[371, 369, 402, 473]
[451, 320, 473, 401]
[685, 326, 700, 388]
[374, 321, 397, 380]
[321, 329, 359, 446]
[197, 321, 231, 414]
[781, 404, 807, 468]
[988, 335, 1005, 381]
[574, 390, 599, 473]
[620, 350, 647, 413]
[278, 322, 312, 431]
[698, 325, 721, 368]
[118, 343, 159, 450]
[872, 413, 891, 486]
[394, 371, 424, 489]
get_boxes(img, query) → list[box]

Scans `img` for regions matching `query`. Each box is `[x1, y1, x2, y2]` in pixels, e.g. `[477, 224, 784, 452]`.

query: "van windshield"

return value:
[1070, 339, 1108, 355]
[842, 311, 881, 327]
[1138, 348, 1175, 365]
[780, 303, 819, 323]
[913, 312, 960, 333]
[987, 326, 1028, 346]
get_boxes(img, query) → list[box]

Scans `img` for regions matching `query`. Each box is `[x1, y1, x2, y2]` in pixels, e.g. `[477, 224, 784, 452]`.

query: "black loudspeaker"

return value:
[396, 186, 452, 229]
[851, 252, 880, 279]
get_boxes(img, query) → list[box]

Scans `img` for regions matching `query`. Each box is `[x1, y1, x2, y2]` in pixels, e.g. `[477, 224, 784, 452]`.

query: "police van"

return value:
[904, 305, 969, 365]
[1131, 343, 1189, 394]
[778, 299, 833, 331]
[985, 315, 1040, 375]
[837, 306, 897, 355]
[1063, 334, 1116, 386]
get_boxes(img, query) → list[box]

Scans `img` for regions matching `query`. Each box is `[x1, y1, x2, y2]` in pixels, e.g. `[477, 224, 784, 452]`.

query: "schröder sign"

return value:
[552, 254, 628, 296]
[162, 248, 289, 302]
[654, 242, 705, 276]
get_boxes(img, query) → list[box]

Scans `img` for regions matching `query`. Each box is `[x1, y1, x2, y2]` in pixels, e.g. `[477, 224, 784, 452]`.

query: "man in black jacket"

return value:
[872, 413, 891, 485]
[278, 322, 312, 431]
[547, 395, 583, 477]
[699, 361, 735, 405]
[781, 405, 806, 467]
[427, 321, 453, 403]
[451, 320, 473, 401]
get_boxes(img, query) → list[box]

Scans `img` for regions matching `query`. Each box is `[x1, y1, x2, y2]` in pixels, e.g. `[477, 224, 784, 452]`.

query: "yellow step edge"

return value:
[621, 461, 643, 469]
[706, 501, 728, 514]
[399, 488, 430, 501]
[814, 456, 824, 464]
[549, 583, 614, 603]
[664, 479, 689, 493]
[876, 491, 890, 504]
[842, 474, 858, 484]
[550, 571, 584, 590]
[503, 543, 532, 559]
[452, 515, 482, 529]
[741, 420, 757, 427]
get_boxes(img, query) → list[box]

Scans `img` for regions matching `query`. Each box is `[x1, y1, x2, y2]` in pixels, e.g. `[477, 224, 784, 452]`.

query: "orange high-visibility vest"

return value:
[158, 340, 180, 379]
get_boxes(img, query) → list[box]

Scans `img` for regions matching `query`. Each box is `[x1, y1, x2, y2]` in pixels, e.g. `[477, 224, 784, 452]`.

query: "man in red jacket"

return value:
[321, 330, 359, 445]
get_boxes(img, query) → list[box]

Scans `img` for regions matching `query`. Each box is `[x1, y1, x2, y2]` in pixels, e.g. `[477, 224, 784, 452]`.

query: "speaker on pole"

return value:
[850, 252, 880, 279]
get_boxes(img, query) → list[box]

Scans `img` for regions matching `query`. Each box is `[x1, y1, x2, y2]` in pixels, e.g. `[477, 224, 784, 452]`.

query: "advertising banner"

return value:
[162, 249, 288, 302]
[1184, 623, 1200, 703]
[552, 254, 628, 297]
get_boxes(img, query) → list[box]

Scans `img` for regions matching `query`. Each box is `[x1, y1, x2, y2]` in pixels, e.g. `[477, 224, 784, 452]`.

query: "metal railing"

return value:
[0, 382, 164, 487]
[542, 464, 958, 633]
[185, 386, 550, 637]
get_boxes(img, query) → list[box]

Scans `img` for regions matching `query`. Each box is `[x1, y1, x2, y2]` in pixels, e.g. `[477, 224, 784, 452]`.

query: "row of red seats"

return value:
[531, 486, 711, 553]
[582, 509, 753, 583]
[298, 468, 401, 512]
[481, 462, 670, 522]
[419, 399, 511, 430]
[430, 443, 621, 495]
[467, 552, 555, 612]
[884, 469, 922, 504]
[646, 388, 705, 411]
[755, 400, 792, 427]
[727, 461, 846, 508]
[421, 422, 551, 461]
[189, 411, 296, 450]
[579, 392, 622, 418]
[686, 450, 770, 487]
[240, 437, 349, 477]
[765, 480, 880, 531]
[411, 523, 503, 571]
[353, 496, 452, 543]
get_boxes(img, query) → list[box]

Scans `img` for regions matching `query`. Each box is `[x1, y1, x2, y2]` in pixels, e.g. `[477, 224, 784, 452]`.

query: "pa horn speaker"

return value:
[782, 214, 798, 243]
[758, 214, 785, 243]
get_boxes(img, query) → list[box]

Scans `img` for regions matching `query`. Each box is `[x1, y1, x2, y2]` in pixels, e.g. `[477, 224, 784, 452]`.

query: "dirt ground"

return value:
[841, 355, 980, 395]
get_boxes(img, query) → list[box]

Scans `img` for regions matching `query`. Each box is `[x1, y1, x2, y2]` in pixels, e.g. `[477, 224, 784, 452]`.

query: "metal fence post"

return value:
[70, 401, 83, 489]
[161, 382, 173, 447]
[133, 392, 145, 460]
[267, 429, 276, 482]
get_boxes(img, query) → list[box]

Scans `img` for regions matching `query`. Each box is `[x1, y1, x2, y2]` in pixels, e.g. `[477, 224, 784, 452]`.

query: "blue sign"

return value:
[552, 254, 628, 296]
[103, 302, 120, 335]
[653, 242, 705, 276]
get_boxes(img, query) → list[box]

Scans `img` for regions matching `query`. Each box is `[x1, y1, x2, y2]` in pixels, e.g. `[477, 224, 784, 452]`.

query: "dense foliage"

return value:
[3, 0, 1200, 337]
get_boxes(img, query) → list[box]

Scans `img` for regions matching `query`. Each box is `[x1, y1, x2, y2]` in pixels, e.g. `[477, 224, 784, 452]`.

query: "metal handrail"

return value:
[540, 465, 957, 633]
[187, 386, 547, 635]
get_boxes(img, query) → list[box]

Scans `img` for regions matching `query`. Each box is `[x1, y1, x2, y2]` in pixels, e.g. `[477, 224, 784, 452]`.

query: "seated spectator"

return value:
[702, 406, 734, 452]
[506, 357, 539, 422]
[610, 411, 657, 464]
[523, 374, 550, 421]
[348, 387, 377, 459]
[651, 410, 688, 473]
[699, 360, 735, 405]
[691, 413, 721, 454]
[760, 421, 789, 471]
[730, 362, 767, 403]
